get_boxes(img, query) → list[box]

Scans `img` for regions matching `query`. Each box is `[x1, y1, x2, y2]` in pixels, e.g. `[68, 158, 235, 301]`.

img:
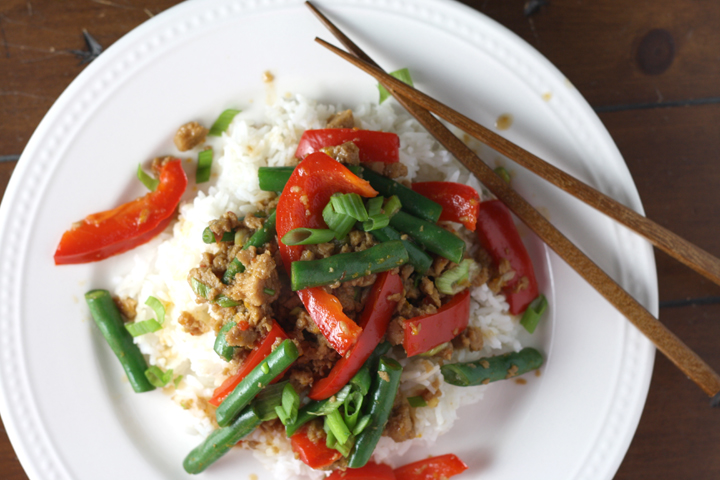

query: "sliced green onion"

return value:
[263, 288, 276, 296]
[251, 381, 288, 421]
[145, 296, 165, 325]
[125, 319, 162, 337]
[324, 408, 351, 446]
[435, 259, 478, 295]
[222, 258, 245, 284]
[173, 375, 183, 388]
[275, 383, 300, 426]
[145, 366, 174, 388]
[407, 395, 428, 408]
[214, 294, 240, 308]
[208, 108, 241, 136]
[362, 213, 389, 232]
[214, 321, 238, 361]
[383, 195, 402, 218]
[343, 391, 364, 431]
[281, 228, 336, 246]
[349, 366, 371, 396]
[352, 415, 371, 436]
[378, 68, 414, 104]
[136, 164, 158, 191]
[234, 229, 250, 247]
[366, 196, 384, 217]
[331, 193, 368, 222]
[520, 294, 548, 334]
[418, 342, 450, 357]
[494, 166, 511, 184]
[322, 201, 356, 240]
[196, 147, 213, 184]
[310, 384, 352, 416]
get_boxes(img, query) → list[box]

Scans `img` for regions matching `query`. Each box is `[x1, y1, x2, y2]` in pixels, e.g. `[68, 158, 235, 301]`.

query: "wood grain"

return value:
[2, 1, 720, 479]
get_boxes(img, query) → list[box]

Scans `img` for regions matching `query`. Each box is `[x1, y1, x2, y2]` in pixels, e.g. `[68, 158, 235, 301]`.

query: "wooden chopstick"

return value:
[306, 2, 720, 403]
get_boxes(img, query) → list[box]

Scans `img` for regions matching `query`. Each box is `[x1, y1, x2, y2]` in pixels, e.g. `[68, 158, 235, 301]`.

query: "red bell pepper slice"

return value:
[54, 158, 187, 264]
[276, 152, 377, 356]
[327, 462, 396, 480]
[309, 271, 403, 400]
[393, 454, 468, 480]
[290, 424, 343, 469]
[476, 199, 539, 315]
[403, 290, 471, 357]
[295, 129, 400, 163]
[411, 181, 480, 231]
[209, 319, 288, 407]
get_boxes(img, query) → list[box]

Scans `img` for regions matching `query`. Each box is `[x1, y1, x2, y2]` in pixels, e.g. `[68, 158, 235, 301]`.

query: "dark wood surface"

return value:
[2, 1, 719, 478]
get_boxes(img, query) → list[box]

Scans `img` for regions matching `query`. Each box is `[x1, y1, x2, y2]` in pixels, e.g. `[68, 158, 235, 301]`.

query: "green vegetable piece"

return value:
[520, 294, 548, 334]
[214, 321, 238, 361]
[440, 347, 544, 387]
[407, 396, 428, 408]
[331, 193, 368, 222]
[418, 342, 450, 358]
[136, 164, 159, 191]
[382, 195, 402, 218]
[258, 166, 294, 192]
[349, 366, 372, 397]
[202, 227, 235, 244]
[222, 258, 244, 284]
[378, 68, 414, 104]
[145, 366, 174, 388]
[343, 391, 364, 431]
[370, 226, 432, 275]
[244, 210, 277, 250]
[435, 259, 478, 295]
[290, 240, 408, 291]
[215, 339, 299, 427]
[214, 294, 240, 308]
[251, 381, 289, 421]
[125, 319, 162, 337]
[281, 227, 336, 246]
[389, 211, 465, 264]
[352, 415, 371, 436]
[183, 405, 261, 474]
[358, 167, 442, 223]
[284, 385, 352, 437]
[325, 408, 351, 446]
[264, 288, 276, 296]
[275, 382, 300, 426]
[208, 108, 241, 136]
[362, 213, 390, 232]
[145, 296, 165, 325]
[84, 289, 155, 393]
[323, 200, 356, 240]
[348, 356, 403, 468]
[494, 166, 511, 184]
[196, 147, 213, 184]
[366, 196, 384, 217]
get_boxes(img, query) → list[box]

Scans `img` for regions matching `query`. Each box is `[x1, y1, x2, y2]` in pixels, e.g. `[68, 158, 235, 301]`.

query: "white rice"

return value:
[111, 95, 521, 478]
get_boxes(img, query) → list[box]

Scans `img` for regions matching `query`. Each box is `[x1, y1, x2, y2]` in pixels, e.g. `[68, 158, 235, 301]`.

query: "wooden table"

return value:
[1, 1, 719, 478]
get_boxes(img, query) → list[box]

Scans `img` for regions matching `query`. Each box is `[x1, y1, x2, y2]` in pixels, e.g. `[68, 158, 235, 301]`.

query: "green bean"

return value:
[84, 289, 155, 393]
[370, 226, 432, 275]
[183, 405, 261, 474]
[215, 339, 299, 427]
[290, 240, 408, 291]
[258, 166, 294, 192]
[213, 321, 238, 361]
[347, 356, 402, 468]
[245, 210, 277, 249]
[389, 211, 465, 264]
[221, 210, 277, 284]
[440, 347, 544, 387]
[355, 167, 442, 223]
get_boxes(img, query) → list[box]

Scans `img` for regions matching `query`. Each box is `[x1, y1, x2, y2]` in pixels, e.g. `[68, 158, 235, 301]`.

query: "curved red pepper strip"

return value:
[393, 454, 468, 480]
[295, 129, 400, 163]
[476, 199, 539, 315]
[290, 424, 343, 469]
[326, 462, 396, 480]
[403, 290, 471, 357]
[54, 159, 188, 264]
[309, 271, 403, 400]
[276, 151, 378, 356]
[411, 181, 480, 231]
[209, 319, 288, 407]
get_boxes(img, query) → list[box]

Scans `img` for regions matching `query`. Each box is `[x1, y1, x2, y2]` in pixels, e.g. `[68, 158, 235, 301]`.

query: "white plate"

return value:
[0, 0, 657, 479]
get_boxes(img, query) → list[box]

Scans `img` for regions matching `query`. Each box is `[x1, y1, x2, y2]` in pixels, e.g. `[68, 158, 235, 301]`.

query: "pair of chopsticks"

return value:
[306, 1, 720, 405]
